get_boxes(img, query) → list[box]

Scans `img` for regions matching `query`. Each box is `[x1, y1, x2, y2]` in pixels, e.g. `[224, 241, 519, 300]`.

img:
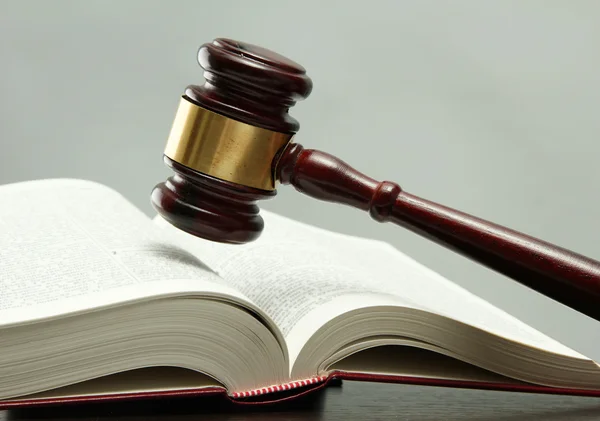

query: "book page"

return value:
[0, 179, 251, 326]
[155, 209, 587, 361]
[154, 213, 416, 339]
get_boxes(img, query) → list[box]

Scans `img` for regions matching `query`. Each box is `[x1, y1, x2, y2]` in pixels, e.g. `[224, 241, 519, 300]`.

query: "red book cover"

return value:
[3, 371, 600, 410]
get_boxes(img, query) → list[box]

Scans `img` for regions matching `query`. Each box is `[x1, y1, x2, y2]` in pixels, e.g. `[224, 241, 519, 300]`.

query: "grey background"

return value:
[1, 1, 599, 360]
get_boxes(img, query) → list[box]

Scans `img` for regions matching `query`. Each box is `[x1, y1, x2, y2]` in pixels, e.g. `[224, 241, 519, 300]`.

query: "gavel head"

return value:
[151, 38, 312, 244]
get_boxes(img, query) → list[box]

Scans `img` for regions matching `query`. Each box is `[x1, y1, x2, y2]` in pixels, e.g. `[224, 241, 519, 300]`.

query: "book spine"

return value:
[230, 375, 329, 398]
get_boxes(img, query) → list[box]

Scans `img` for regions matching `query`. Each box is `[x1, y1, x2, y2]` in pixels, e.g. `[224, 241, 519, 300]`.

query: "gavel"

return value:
[151, 38, 600, 322]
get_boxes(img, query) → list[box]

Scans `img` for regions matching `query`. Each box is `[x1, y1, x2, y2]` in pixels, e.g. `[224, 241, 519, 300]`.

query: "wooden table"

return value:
[3, 380, 600, 420]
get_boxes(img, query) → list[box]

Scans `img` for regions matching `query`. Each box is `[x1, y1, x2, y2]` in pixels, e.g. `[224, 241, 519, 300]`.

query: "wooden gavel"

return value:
[151, 38, 600, 322]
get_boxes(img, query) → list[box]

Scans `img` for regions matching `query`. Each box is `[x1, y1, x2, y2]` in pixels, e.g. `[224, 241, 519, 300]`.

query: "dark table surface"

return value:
[3, 380, 600, 421]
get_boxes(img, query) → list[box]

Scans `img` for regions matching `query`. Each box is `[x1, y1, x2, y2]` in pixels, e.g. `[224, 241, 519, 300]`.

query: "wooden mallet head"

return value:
[151, 38, 600, 321]
[151, 38, 313, 244]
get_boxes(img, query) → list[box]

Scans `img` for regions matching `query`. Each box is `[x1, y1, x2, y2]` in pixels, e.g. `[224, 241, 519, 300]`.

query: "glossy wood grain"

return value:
[151, 37, 311, 244]
[278, 144, 600, 320]
[154, 37, 600, 320]
[186, 38, 312, 134]
[4, 381, 600, 421]
[151, 156, 274, 244]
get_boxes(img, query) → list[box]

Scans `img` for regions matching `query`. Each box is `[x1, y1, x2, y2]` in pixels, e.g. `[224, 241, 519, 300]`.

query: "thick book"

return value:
[2, 178, 600, 409]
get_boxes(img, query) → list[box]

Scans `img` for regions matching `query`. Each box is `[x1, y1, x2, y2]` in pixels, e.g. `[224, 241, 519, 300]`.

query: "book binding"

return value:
[4, 371, 600, 410]
[230, 376, 329, 398]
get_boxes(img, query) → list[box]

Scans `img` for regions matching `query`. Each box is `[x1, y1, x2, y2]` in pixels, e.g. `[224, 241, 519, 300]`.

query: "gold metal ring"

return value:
[163, 97, 293, 190]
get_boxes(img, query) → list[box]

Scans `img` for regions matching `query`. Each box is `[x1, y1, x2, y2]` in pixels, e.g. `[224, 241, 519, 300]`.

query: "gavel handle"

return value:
[277, 143, 600, 321]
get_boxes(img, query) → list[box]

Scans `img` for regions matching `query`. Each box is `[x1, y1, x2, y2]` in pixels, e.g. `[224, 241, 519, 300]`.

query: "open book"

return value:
[2, 178, 600, 408]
